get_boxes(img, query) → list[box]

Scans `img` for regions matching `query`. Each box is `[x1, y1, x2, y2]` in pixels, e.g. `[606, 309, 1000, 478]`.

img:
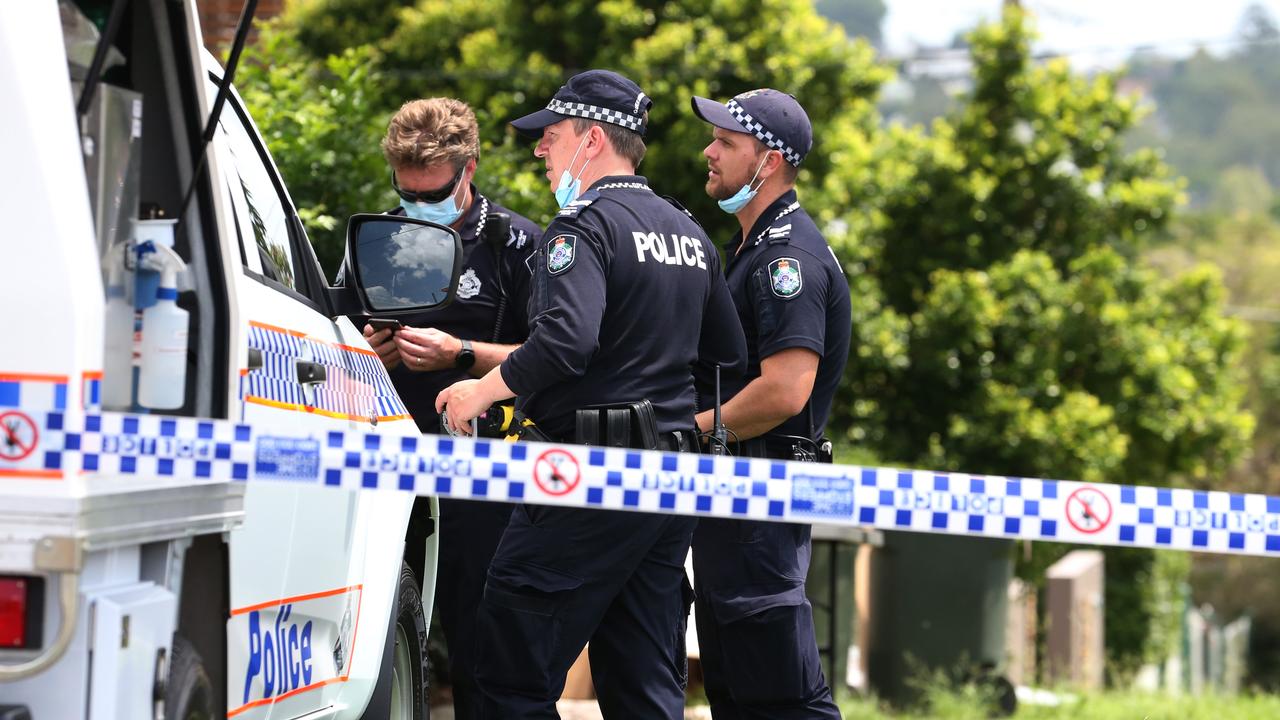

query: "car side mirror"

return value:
[327, 213, 463, 317]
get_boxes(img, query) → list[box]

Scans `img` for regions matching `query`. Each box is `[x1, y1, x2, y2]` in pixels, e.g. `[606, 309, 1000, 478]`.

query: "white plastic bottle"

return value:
[102, 243, 135, 410]
[137, 244, 189, 409]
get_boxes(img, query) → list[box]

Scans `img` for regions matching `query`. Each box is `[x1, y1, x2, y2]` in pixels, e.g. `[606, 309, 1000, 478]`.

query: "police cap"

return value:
[691, 88, 813, 167]
[512, 69, 653, 138]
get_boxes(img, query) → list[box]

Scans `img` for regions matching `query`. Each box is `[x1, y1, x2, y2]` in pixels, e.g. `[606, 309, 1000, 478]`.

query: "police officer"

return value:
[688, 89, 850, 719]
[348, 97, 541, 719]
[437, 70, 746, 718]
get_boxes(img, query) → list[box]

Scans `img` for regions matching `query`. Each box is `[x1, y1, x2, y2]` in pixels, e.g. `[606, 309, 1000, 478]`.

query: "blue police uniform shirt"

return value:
[500, 175, 746, 440]
[343, 187, 541, 433]
[722, 189, 851, 441]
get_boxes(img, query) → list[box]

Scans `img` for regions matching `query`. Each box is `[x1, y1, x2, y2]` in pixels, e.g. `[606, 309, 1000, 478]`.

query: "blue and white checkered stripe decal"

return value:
[0, 376, 68, 413]
[82, 373, 102, 412]
[243, 324, 408, 420]
[345, 350, 406, 419]
[31, 408, 1280, 558]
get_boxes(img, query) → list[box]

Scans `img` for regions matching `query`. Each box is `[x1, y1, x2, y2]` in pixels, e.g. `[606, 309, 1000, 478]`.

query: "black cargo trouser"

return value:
[473, 504, 696, 719]
[436, 498, 516, 720]
[691, 439, 841, 720]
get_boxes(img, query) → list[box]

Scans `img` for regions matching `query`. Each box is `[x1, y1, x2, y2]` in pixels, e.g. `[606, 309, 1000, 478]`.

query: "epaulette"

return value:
[661, 194, 707, 235]
[759, 222, 794, 245]
[556, 190, 601, 218]
[752, 200, 802, 246]
[506, 226, 531, 250]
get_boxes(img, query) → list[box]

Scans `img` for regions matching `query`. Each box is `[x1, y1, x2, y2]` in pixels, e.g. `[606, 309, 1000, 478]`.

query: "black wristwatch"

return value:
[455, 338, 476, 370]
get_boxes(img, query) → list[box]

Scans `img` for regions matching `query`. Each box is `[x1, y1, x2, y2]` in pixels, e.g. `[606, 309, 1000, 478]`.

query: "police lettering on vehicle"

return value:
[243, 604, 314, 704]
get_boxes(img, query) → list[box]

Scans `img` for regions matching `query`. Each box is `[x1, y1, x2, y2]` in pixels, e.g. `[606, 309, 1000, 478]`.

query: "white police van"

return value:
[0, 2, 455, 718]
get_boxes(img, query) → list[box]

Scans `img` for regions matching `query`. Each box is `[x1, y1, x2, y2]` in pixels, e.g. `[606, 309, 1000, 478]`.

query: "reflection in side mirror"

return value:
[346, 213, 463, 313]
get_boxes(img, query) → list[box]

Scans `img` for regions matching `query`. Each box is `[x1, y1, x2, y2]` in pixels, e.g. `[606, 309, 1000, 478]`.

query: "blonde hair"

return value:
[381, 98, 480, 170]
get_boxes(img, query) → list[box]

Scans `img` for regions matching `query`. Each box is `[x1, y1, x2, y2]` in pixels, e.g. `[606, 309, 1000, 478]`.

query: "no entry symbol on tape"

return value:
[0, 411, 38, 462]
[1066, 486, 1112, 534]
[534, 449, 580, 496]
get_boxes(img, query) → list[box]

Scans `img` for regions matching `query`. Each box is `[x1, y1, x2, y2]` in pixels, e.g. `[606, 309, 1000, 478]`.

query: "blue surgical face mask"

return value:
[717, 152, 770, 214]
[400, 179, 464, 225]
[554, 134, 592, 209]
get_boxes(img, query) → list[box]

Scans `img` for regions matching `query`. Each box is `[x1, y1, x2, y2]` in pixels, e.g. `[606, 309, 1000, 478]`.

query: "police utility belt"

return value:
[574, 399, 697, 453]
[737, 434, 835, 464]
[740, 401, 834, 463]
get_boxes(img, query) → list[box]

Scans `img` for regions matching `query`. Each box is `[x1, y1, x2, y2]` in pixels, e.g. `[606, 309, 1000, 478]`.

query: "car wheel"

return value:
[165, 635, 214, 720]
[363, 562, 430, 720]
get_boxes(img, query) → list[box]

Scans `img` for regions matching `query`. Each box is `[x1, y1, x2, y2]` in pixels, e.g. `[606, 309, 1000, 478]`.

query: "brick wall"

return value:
[196, 0, 285, 53]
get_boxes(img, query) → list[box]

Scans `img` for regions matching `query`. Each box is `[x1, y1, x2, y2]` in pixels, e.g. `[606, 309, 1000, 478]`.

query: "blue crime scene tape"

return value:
[11, 408, 1280, 558]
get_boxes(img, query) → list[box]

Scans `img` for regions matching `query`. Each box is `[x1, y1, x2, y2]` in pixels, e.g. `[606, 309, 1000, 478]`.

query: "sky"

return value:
[883, 0, 1280, 69]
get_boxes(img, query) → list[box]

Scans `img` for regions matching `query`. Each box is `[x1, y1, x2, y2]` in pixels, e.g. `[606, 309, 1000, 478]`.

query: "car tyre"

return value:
[165, 635, 214, 720]
[362, 562, 430, 720]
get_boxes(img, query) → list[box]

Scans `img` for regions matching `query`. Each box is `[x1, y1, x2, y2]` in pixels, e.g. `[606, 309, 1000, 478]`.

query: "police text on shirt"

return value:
[632, 231, 707, 268]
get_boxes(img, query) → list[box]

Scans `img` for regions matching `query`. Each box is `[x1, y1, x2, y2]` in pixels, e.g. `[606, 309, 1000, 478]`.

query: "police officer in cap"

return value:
[437, 70, 745, 718]
[688, 89, 850, 719]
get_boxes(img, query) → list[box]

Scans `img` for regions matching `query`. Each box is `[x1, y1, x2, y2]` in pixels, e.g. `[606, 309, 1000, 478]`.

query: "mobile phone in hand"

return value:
[368, 318, 402, 334]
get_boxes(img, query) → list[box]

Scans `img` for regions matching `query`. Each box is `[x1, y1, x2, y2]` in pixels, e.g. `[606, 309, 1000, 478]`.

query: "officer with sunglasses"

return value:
[341, 97, 542, 719]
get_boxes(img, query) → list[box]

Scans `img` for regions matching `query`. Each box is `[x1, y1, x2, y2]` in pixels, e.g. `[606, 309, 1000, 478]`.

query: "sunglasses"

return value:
[391, 164, 465, 204]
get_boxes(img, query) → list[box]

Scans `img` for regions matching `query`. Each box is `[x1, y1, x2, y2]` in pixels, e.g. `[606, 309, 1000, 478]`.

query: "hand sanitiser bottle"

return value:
[102, 242, 135, 410]
[137, 243, 189, 409]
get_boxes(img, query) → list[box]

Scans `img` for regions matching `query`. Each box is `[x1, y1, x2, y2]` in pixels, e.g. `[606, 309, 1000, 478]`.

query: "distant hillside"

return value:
[1123, 4, 1280, 208]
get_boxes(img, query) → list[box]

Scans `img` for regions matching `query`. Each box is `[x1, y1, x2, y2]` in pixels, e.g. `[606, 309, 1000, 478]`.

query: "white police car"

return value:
[0, 2, 453, 718]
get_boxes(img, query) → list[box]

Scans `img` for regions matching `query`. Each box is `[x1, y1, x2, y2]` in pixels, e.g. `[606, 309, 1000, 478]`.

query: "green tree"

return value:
[820, 7, 1252, 675]
[239, 0, 886, 277]
[237, 31, 391, 273]
[1147, 184, 1280, 687]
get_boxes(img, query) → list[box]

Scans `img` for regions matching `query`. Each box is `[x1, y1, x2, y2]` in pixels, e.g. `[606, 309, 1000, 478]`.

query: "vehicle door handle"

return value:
[247, 348, 264, 372]
[296, 359, 327, 385]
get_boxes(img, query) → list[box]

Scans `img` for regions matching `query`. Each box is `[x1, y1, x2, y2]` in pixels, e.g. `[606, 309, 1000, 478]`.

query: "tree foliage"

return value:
[1150, 187, 1280, 687]
[239, 0, 886, 276]
[822, 9, 1249, 488]
[817, 8, 1252, 673]
[239, 31, 388, 273]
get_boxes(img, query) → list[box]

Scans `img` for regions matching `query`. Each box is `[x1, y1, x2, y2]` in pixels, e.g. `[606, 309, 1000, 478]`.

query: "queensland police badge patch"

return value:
[457, 268, 481, 299]
[769, 257, 802, 298]
[547, 234, 576, 275]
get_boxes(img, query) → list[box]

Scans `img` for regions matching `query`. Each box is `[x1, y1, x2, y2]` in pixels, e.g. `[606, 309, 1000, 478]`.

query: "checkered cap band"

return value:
[726, 99, 803, 167]
[547, 99, 644, 133]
